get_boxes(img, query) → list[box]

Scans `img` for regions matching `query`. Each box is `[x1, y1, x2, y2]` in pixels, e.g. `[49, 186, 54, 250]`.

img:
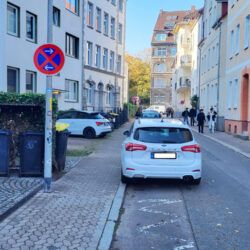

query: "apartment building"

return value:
[198, 0, 228, 131]
[0, 0, 84, 111]
[151, 10, 192, 108]
[171, 9, 199, 112]
[225, 0, 250, 138]
[83, 0, 126, 112]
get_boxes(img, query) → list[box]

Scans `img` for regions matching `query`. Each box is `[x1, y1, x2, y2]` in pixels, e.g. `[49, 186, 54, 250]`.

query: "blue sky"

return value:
[126, 0, 204, 55]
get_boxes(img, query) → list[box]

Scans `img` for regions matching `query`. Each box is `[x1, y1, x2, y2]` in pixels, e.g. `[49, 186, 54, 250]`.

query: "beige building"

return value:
[172, 10, 199, 112]
[150, 10, 195, 108]
[224, 0, 250, 139]
[198, 0, 228, 131]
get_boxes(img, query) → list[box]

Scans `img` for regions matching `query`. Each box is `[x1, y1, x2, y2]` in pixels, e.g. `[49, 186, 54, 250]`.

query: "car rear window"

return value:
[89, 113, 103, 119]
[142, 112, 160, 118]
[134, 127, 193, 144]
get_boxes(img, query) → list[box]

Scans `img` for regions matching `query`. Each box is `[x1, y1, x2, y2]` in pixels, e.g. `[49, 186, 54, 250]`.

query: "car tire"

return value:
[83, 127, 96, 139]
[191, 178, 201, 185]
[121, 172, 130, 184]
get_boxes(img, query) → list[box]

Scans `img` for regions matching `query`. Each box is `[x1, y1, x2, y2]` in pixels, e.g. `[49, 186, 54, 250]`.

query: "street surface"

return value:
[111, 132, 250, 250]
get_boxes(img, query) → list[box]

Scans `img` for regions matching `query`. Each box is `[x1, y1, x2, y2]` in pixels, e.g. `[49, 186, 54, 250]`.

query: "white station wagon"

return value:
[121, 119, 202, 184]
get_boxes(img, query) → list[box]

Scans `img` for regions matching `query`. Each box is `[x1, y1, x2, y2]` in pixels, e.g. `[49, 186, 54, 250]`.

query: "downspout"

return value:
[81, 0, 86, 110]
[198, 46, 201, 110]
[122, 1, 127, 107]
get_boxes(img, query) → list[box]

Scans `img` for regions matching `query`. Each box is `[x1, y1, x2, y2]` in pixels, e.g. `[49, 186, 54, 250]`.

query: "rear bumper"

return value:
[96, 126, 112, 136]
[122, 158, 202, 180]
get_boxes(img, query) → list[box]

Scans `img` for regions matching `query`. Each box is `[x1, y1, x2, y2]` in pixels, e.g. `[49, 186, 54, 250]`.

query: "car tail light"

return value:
[96, 122, 104, 126]
[181, 144, 201, 153]
[125, 143, 147, 151]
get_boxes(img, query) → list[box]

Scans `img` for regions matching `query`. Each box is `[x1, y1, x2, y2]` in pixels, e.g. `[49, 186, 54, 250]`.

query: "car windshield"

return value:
[141, 112, 160, 118]
[134, 127, 193, 144]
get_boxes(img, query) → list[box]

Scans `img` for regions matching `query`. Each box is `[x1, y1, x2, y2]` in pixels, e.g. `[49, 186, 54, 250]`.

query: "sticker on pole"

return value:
[34, 44, 65, 75]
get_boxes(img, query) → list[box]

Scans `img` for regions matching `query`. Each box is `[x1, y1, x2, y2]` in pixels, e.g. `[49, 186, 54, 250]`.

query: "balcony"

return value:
[180, 55, 192, 68]
[177, 78, 191, 93]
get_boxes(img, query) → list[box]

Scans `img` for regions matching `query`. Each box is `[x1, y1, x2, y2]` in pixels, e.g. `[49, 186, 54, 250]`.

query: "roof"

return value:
[151, 8, 199, 44]
[134, 118, 188, 129]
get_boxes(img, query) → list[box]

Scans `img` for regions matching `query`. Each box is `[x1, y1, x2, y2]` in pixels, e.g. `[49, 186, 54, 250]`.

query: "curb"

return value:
[98, 182, 126, 250]
[192, 129, 250, 159]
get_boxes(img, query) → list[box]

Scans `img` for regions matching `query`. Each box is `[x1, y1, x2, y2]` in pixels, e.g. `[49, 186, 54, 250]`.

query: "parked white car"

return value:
[57, 110, 112, 139]
[146, 105, 166, 114]
[121, 118, 202, 184]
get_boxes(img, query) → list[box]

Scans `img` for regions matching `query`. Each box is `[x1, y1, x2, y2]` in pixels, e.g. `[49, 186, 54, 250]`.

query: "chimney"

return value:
[191, 5, 196, 12]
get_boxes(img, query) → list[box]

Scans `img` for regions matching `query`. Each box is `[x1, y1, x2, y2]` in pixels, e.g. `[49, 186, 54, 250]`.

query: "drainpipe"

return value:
[198, 46, 202, 110]
[216, 21, 224, 131]
[81, 0, 85, 110]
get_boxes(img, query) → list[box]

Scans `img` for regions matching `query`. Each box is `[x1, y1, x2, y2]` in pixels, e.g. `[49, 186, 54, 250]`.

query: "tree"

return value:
[125, 54, 151, 105]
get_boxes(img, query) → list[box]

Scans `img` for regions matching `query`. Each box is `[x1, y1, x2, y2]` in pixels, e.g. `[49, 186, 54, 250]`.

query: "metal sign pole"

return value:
[44, 0, 53, 192]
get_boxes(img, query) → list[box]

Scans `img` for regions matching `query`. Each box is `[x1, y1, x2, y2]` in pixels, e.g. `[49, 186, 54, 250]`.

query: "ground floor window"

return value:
[86, 82, 95, 105]
[7, 66, 19, 93]
[106, 85, 114, 105]
[65, 79, 78, 102]
[26, 70, 37, 93]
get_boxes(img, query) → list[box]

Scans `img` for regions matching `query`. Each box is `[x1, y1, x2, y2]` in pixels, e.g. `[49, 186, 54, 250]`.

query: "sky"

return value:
[126, 0, 204, 55]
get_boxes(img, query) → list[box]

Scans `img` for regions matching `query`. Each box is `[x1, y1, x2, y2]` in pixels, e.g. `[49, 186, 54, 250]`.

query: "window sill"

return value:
[244, 46, 248, 50]
[65, 8, 80, 17]
[7, 32, 19, 38]
[235, 52, 239, 56]
[26, 38, 37, 44]
[87, 25, 94, 29]
[96, 29, 102, 33]
[104, 33, 109, 37]
[65, 100, 79, 103]
[66, 54, 79, 60]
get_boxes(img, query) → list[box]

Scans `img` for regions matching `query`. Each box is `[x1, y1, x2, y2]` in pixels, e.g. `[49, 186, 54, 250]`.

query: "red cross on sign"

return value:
[34, 44, 65, 75]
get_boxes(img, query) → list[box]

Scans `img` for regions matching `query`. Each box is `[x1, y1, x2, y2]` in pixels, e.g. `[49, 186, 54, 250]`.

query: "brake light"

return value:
[125, 143, 147, 151]
[96, 122, 104, 126]
[181, 144, 201, 153]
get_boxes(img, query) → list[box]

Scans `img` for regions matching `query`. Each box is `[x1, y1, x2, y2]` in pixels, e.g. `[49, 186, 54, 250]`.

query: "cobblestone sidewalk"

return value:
[191, 125, 250, 156]
[0, 124, 129, 250]
[0, 156, 81, 222]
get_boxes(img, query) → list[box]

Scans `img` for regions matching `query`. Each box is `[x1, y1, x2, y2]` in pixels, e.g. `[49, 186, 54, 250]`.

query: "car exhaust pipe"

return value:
[183, 175, 194, 182]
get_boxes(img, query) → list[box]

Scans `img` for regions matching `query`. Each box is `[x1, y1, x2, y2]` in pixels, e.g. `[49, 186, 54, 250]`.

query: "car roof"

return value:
[62, 110, 99, 115]
[133, 118, 188, 129]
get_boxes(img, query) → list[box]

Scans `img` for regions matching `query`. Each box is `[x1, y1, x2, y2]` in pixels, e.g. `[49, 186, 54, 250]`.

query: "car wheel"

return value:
[121, 171, 130, 184]
[83, 127, 96, 139]
[191, 178, 201, 185]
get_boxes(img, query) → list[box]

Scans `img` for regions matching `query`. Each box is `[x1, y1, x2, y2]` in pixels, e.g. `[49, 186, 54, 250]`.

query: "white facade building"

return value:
[0, 0, 127, 112]
[0, 0, 84, 111]
[83, 0, 126, 112]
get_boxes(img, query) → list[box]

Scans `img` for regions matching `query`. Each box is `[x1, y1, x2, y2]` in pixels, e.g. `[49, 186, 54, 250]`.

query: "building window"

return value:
[66, 33, 79, 58]
[227, 81, 232, 109]
[7, 3, 20, 37]
[26, 71, 37, 93]
[86, 83, 94, 104]
[154, 63, 166, 73]
[233, 79, 239, 108]
[53, 7, 60, 27]
[87, 41, 93, 66]
[154, 48, 166, 56]
[154, 78, 166, 88]
[66, 0, 79, 15]
[65, 79, 79, 102]
[7, 67, 19, 93]
[104, 12, 109, 35]
[230, 30, 234, 58]
[235, 24, 240, 54]
[95, 45, 101, 68]
[244, 15, 250, 49]
[110, 51, 115, 72]
[106, 86, 113, 105]
[87, 2, 94, 27]
[111, 17, 115, 39]
[119, 0, 123, 12]
[155, 33, 167, 42]
[26, 12, 37, 43]
[103, 48, 108, 70]
[111, 0, 116, 6]
[118, 23, 123, 44]
[96, 7, 102, 32]
[117, 55, 122, 74]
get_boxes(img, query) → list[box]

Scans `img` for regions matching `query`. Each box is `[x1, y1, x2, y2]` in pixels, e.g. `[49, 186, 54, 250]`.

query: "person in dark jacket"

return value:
[189, 107, 197, 126]
[197, 109, 206, 133]
[182, 108, 190, 125]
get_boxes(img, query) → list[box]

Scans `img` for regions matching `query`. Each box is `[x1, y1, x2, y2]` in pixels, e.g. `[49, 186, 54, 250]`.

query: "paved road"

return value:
[111, 133, 250, 250]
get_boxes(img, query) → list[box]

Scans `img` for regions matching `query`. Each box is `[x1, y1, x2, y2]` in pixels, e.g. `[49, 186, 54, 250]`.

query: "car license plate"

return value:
[151, 152, 177, 159]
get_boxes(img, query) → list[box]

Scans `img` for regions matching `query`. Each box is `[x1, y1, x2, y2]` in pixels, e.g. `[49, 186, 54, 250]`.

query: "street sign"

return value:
[34, 44, 65, 75]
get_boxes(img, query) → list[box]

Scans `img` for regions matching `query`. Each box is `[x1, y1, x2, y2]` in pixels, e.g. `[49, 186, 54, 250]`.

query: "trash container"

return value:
[55, 131, 69, 172]
[19, 132, 44, 177]
[0, 130, 12, 176]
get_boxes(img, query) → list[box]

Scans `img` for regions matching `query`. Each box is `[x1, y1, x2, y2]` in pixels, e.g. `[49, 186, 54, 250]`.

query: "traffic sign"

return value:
[34, 44, 65, 75]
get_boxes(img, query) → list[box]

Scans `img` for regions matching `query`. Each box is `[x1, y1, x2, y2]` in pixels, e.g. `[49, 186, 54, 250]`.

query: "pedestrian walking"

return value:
[211, 111, 217, 133]
[182, 108, 190, 125]
[197, 109, 206, 133]
[170, 107, 174, 118]
[189, 107, 197, 126]
[207, 107, 214, 132]
[135, 106, 142, 118]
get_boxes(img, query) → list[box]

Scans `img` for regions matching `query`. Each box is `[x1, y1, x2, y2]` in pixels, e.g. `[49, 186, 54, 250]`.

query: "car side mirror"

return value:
[123, 131, 130, 136]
